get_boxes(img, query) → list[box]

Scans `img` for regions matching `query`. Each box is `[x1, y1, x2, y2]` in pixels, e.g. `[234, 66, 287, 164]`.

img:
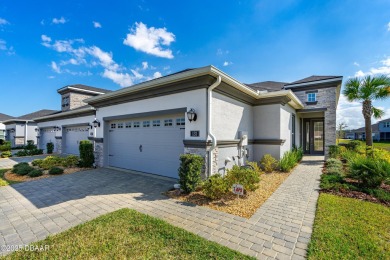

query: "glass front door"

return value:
[303, 119, 324, 154]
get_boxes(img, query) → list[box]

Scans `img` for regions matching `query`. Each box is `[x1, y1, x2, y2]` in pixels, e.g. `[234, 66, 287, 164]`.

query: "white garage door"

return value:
[63, 126, 90, 155]
[108, 114, 185, 178]
[39, 128, 56, 151]
[7, 130, 15, 147]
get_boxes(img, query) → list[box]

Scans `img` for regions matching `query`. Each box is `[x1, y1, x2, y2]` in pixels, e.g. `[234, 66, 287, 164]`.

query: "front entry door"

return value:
[303, 119, 324, 154]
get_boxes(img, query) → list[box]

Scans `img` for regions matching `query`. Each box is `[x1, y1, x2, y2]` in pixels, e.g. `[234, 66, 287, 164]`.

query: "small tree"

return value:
[46, 142, 54, 154]
[336, 122, 348, 144]
[79, 140, 94, 167]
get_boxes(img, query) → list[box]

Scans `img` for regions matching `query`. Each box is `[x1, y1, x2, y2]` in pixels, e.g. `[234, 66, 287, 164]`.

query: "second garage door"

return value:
[39, 128, 56, 152]
[108, 114, 185, 178]
[63, 126, 90, 155]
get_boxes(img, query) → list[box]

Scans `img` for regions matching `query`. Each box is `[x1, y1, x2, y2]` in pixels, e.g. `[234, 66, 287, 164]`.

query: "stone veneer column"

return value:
[324, 109, 336, 159]
[94, 141, 104, 167]
[183, 146, 219, 179]
[55, 137, 62, 154]
[14, 137, 25, 146]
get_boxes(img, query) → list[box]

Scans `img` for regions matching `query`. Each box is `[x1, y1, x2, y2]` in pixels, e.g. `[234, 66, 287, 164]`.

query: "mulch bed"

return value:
[4, 167, 88, 182]
[165, 171, 291, 218]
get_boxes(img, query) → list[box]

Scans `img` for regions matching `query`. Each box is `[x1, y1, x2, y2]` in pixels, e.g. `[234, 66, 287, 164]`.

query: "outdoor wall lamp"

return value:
[187, 108, 197, 122]
[10, 128, 15, 133]
[54, 126, 61, 131]
[35, 128, 40, 132]
[92, 118, 101, 128]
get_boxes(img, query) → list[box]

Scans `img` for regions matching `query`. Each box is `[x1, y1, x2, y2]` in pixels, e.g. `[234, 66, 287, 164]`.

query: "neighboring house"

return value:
[378, 118, 390, 141]
[3, 110, 57, 147]
[347, 118, 390, 141]
[34, 84, 111, 154]
[0, 113, 14, 140]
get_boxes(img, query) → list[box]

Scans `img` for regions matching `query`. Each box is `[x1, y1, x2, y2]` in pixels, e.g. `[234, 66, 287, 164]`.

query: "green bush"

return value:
[79, 140, 94, 167]
[260, 154, 278, 173]
[40, 156, 63, 169]
[348, 157, 390, 188]
[328, 145, 341, 158]
[1, 151, 12, 158]
[178, 154, 203, 193]
[28, 169, 43, 178]
[31, 159, 43, 167]
[326, 158, 343, 168]
[49, 167, 64, 175]
[12, 163, 34, 176]
[346, 140, 361, 151]
[0, 141, 11, 152]
[0, 139, 4, 145]
[225, 165, 260, 192]
[46, 142, 54, 154]
[202, 174, 229, 199]
[325, 166, 343, 176]
[279, 148, 303, 172]
[246, 161, 263, 175]
[25, 140, 36, 150]
[340, 149, 364, 162]
[62, 155, 79, 167]
[15, 150, 28, 157]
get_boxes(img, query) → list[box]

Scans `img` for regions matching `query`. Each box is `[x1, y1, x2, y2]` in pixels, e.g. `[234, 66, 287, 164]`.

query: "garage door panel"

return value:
[108, 115, 185, 178]
[39, 128, 56, 151]
[64, 126, 90, 155]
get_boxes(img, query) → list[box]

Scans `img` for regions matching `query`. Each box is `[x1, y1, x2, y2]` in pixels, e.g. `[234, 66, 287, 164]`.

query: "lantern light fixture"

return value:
[186, 108, 197, 122]
[92, 118, 101, 128]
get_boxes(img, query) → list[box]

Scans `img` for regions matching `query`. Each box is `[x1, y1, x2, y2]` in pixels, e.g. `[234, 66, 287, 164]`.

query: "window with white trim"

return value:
[125, 122, 131, 128]
[176, 118, 185, 126]
[152, 120, 160, 127]
[143, 121, 150, 127]
[384, 122, 390, 128]
[118, 123, 124, 128]
[307, 93, 317, 102]
[133, 122, 140, 128]
[110, 123, 116, 129]
[164, 119, 173, 126]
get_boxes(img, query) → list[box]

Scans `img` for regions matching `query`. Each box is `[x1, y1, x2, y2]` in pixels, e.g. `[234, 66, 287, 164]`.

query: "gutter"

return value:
[24, 122, 28, 145]
[207, 75, 222, 177]
[257, 90, 304, 109]
[34, 107, 96, 122]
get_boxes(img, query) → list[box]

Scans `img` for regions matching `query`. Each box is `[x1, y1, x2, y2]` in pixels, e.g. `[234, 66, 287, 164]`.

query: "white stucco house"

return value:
[0, 113, 13, 141]
[33, 66, 342, 179]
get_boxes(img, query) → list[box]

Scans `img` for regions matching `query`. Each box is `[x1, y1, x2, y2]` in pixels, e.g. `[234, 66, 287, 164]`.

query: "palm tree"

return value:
[343, 75, 390, 147]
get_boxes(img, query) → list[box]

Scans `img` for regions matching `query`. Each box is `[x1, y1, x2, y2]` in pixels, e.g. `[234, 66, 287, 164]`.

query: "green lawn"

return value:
[0, 169, 18, 186]
[308, 193, 390, 260]
[338, 139, 390, 151]
[5, 208, 253, 259]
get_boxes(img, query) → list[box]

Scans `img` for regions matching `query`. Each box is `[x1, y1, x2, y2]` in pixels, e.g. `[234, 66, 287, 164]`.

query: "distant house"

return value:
[378, 118, 390, 141]
[0, 113, 14, 140]
[346, 118, 390, 141]
[3, 110, 58, 147]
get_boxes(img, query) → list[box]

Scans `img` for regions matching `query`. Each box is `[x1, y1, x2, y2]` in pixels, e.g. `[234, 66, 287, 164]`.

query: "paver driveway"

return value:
[0, 156, 324, 259]
[0, 155, 49, 169]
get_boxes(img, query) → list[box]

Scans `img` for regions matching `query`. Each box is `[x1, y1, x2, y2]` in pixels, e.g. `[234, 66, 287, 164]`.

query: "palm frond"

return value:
[372, 106, 384, 119]
[343, 78, 361, 101]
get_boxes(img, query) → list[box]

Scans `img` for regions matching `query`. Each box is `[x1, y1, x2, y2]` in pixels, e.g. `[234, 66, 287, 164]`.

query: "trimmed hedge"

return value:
[49, 167, 64, 175]
[178, 154, 204, 193]
[79, 140, 94, 167]
[47, 142, 54, 154]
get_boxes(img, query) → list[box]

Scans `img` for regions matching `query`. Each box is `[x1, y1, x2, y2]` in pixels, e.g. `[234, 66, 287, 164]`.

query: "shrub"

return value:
[320, 173, 350, 191]
[0, 141, 11, 152]
[0, 139, 4, 145]
[225, 165, 260, 192]
[46, 142, 54, 154]
[328, 145, 341, 158]
[279, 149, 301, 172]
[373, 148, 390, 163]
[13, 163, 34, 176]
[246, 161, 263, 175]
[79, 140, 94, 167]
[260, 154, 278, 173]
[1, 151, 12, 158]
[40, 156, 63, 169]
[325, 166, 343, 176]
[326, 158, 343, 168]
[348, 157, 390, 188]
[346, 140, 361, 151]
[340, 149, 364, 163]
[202, 174, 229, 199]
[178, 154, 203, 193]
[49, 167, 64, 175]
[62, 155, 79, 167]
[15, 150, 28, 157]
[25, 140, 36, 150]
[28, 169, 43, 178]
[31, 159, 43, 167]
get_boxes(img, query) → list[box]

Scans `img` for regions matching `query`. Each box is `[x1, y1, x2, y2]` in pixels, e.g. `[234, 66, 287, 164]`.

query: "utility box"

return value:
[238, 131, 248, 146]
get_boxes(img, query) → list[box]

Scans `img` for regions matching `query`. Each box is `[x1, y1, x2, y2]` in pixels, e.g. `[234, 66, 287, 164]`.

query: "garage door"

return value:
[39, 128, 56, 152]
[7, 130, 15, 147]
[108, 114, 185, 178]
[63, 126, 90, 155]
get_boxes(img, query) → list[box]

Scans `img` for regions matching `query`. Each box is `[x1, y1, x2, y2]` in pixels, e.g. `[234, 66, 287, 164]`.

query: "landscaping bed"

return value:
[166, 171, 291, 218]
[3, 167, 86, 182]
[5, 208, 253, 259]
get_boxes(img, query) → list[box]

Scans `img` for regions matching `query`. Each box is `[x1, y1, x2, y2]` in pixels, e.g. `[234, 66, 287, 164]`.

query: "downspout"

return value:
[207, 75, 222, 177]
[24, 122, 28, 145]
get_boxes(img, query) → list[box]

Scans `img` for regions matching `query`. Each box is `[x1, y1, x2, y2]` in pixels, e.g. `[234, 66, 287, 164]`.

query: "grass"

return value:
[5, 208, 254, 259]
[0, 169, 19, 186]
[308, 193, 390, 260]
[338, 139, 390, 151]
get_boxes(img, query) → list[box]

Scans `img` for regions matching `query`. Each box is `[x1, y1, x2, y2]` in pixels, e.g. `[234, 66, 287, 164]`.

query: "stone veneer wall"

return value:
[55, 138, 62, 154]
[183, 146, 218, 179]
[14, 137, 25, 146]
[94, 142, 104, 167]
[293, 87, 337, 158]
[69, 93, 94, 110]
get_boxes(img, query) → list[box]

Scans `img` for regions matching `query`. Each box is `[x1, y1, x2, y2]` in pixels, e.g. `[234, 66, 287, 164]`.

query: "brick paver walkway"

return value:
[0, 155, 48, 169]
[0, 156, 323, 259]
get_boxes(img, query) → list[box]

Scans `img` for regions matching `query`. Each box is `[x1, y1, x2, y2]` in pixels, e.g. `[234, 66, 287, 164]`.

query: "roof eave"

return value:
[34, 107, 96, 122]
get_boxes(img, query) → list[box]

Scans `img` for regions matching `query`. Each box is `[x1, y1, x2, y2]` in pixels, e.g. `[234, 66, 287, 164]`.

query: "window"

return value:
[164, 119, 173, 126]
[176, 118, 185, 126]
[125, 122, 131, 128]
[118, 123, 124, 128]
[292, 114, 296, 147]
[62, 96, 69, 107]
[110, 123, 116, 129]
[143, 121, 150, 127]
[152, 120, 160, 127]
[307, 93, 317, 102]
[133, 122, 140, 128]
[384, 122, 390, 128]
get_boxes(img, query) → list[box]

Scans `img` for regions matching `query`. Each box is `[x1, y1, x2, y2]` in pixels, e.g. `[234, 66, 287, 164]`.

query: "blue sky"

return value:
[1, 0, 390, 129]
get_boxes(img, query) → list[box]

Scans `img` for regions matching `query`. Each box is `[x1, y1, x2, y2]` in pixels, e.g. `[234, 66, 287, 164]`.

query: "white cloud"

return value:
[153, 71, 162, 79]
[123, 22, 175, 59]
[387, 22, 390, 31]
[353, 57, 390, 77]
[51, 61, 61, 73]
[93, 21, 101, 28]
[40, 20, 45, 25]
[103, 69, 133, 87]
[41, 35, 51, 42]
[47, 76, 55, 79]
[217, 48, 229, 55]
[223, 61, 233, 66]
[0, 18, 9, 25]
[52, 17, 67, 24]
[163, 65, 170, 70]
[0, 39, 15, 55]
[131, 69, 144, 80]
[142, 61, 148, 70]
[353, 62, 359, 67]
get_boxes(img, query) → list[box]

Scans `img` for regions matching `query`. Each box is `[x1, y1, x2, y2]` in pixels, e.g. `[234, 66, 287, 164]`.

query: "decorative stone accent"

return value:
[94, 142, 104, 167]
[14, 137, 24, 146]
[55, 138, 62, 154]
[61, 92, 95, 112]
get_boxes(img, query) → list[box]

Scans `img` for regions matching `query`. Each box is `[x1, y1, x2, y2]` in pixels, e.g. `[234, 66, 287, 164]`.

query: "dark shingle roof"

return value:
[58, 84, 112, 94]
[246, 81, 287, 92]
[17, 109, 58, 120]
[353, 123, 379, 132]
[378, 118, 390, 123]
[285, 76, 342, 86]
[0, 113, 13, 122]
